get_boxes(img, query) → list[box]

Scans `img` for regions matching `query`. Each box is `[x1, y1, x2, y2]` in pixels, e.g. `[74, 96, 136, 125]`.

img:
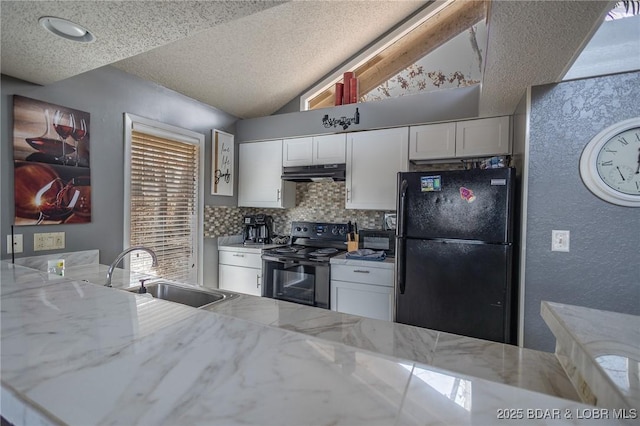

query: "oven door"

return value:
[262, 256, 329, 309]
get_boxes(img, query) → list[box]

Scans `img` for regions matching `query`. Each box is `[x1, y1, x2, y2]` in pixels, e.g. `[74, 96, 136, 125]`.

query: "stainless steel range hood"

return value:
[281, 164, 346, 182]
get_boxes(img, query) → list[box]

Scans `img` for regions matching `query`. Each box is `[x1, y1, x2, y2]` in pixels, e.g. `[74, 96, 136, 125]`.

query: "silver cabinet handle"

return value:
[346, 188, 351, 202]
[353, 269, 370, 273]
[277, 188, 281, 201]
[256, 274, 261, 287]
[232, 253, 245, 257]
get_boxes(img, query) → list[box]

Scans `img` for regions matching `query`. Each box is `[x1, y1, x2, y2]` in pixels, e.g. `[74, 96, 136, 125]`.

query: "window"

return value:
[301, 0, 487, 110]
[124, 114, 204, 285]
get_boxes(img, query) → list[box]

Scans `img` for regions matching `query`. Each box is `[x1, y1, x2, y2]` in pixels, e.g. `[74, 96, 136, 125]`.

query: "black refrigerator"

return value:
[395, 168, 516, 344]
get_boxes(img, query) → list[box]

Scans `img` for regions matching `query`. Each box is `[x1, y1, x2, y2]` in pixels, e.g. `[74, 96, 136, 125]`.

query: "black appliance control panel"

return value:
[290, 221, 349, 241]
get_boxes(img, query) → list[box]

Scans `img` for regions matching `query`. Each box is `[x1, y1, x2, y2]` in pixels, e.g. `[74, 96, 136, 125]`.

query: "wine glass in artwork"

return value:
[34, 178, 81, 224]
[53, 110, 74, 165]
[25, 109, 76, 164]
[70, 117, 87, 167]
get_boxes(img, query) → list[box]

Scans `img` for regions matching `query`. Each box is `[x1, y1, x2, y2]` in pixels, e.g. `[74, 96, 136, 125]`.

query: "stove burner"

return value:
[275, 247, 297, 253]
[309, 248, 339, 256]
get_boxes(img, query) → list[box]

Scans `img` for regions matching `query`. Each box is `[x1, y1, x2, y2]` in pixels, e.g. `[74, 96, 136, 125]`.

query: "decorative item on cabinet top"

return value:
[322, 108, 360, 130]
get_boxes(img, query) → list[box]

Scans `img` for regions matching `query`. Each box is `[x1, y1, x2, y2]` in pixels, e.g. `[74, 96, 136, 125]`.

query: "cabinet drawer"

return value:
[219, 250, 262, 268]
[331, 264, 393, 287]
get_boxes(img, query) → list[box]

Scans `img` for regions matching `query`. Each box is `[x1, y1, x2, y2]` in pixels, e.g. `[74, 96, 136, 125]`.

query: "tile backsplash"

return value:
[204, 182, 392, 237]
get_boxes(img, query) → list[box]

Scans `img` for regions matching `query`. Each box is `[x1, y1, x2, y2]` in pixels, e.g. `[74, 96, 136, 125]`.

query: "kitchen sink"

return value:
[128, 281, 238, 308]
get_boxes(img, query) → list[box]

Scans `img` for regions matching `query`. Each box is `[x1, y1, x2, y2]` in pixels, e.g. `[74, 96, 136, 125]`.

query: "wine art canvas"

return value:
[12, 95, 91, 225]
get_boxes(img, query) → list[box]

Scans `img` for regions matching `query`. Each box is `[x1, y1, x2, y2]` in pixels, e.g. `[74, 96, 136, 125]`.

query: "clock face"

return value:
[579, 117, 640, 207]
[595, 126, 640, 195]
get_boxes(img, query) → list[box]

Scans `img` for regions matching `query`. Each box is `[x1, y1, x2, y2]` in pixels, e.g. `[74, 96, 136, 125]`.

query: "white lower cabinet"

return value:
[218, 250, 262, 296]
[330, 263, 394, 321]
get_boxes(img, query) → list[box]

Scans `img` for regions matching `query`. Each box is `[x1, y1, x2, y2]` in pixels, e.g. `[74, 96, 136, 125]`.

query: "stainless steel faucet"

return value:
[105, 246, 158, 287]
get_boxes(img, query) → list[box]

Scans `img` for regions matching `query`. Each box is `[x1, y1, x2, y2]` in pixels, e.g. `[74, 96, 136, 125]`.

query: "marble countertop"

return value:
[2, 261, 613, 425]
[541, 301, 640, 411]
[57, 264, 577, 400]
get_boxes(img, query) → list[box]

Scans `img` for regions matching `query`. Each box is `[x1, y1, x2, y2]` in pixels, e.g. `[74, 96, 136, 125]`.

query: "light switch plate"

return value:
[7, 234, 23, 254]
[34, 232, 65, 251]
[551, 230, 570, 252]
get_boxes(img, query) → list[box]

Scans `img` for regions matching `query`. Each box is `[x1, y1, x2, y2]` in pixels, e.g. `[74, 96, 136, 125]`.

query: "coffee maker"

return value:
[243, 214, 273, 245]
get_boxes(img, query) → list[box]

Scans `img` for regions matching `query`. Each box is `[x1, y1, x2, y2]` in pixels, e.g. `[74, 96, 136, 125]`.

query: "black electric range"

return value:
[261, 221, 349, 308]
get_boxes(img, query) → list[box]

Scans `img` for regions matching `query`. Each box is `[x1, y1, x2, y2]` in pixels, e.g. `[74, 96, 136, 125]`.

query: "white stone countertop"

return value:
[52, 265, 577, 400]
[330, 252, 395, 269]
[3, 261, 623, 426]
[541, 301, 640, 411]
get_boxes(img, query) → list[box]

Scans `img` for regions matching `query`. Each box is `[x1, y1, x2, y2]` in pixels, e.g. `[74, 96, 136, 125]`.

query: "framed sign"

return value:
[212, 129, 234, 196]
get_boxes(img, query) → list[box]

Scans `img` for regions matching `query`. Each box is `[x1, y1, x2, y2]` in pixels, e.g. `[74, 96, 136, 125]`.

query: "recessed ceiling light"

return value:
[39, 16, 95, 43]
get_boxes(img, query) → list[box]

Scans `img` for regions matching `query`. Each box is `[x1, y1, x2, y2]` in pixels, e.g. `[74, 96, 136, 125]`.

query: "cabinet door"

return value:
[219, 264, 262, 296]
[409, 122, 456, 160]
[313, 134, 346, 165]
[238, 140, 295, 208]
[456, 116, 511, 158]
[283, 137, 313, 167]
[331, 280, 393, 321]
[346, 127, 409, 210]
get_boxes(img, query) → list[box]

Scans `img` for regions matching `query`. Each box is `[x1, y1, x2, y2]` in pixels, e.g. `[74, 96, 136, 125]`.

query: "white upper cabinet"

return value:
[409, 122, 456, 160]
[456, 116, 511, 158]
[283, 134, 346, 166]
[409, 116, 511, 161]
[313, 134, 347, 165]
[282, 137, 313, 166]
[346, 127, 409, 210]
[238, 140, 295, 208]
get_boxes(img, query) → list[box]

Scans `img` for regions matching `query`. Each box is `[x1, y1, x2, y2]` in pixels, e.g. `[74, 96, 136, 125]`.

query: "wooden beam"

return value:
[309, 0, 487, 110]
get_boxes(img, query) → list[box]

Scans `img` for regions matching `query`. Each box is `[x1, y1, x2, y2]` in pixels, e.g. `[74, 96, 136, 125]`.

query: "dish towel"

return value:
[345, 249, 387, 261]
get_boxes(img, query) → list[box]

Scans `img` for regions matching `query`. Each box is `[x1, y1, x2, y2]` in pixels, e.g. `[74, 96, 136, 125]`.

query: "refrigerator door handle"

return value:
[397, 237, 406, 294]
[397, 177, 408, 295]
[397, 178, 408, 237]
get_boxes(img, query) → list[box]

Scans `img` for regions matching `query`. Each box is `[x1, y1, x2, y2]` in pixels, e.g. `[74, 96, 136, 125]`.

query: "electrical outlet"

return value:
[7, 234, 23, 254]
[52, 232, 65, 249]
[551, 230, 570, 252]
[34, 233, 47, 251]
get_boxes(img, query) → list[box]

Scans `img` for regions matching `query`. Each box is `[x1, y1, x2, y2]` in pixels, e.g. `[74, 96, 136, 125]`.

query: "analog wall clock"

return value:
[579, 117, 640, 207]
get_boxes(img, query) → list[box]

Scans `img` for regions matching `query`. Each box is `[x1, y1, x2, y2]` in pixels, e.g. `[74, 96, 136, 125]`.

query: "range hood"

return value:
[281, 164, 346, 182]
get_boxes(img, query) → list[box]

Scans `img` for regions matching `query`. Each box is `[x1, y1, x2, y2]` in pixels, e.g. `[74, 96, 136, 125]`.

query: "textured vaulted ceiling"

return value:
[1, 1, 612, 119]
[479, 0, 612, 117]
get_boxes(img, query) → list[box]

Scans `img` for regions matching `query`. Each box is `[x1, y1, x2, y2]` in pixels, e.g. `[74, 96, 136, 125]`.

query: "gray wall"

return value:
[523, 71, 640, 352]
[1, 66, 239, 264]
[236, 85, 479, 142]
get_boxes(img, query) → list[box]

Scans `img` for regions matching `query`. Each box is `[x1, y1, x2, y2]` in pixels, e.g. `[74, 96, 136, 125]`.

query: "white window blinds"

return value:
[128, 129, 199, 283]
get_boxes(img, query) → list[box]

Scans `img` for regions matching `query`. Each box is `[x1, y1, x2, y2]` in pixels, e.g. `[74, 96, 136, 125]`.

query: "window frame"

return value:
[123, 113, 205, 285]
[298, 0, 449, 111]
